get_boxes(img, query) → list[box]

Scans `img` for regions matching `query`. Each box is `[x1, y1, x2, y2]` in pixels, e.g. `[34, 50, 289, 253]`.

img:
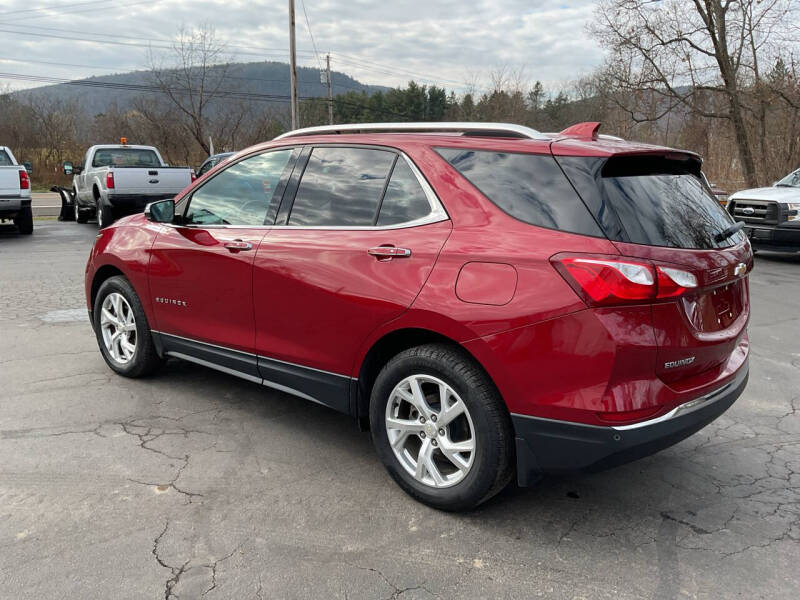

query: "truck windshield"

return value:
[92, 148, 160, 168]
[0, 150, 12, 166]
[776, 169, 800, 188]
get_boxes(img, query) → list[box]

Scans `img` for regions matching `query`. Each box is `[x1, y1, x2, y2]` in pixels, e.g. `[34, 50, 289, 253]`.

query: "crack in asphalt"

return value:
[346, 562, 434, 600]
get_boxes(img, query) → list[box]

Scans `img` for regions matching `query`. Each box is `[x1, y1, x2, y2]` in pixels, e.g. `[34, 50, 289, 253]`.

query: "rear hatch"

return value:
[553, 149, 751, 385]
[111, 167, 193, 197]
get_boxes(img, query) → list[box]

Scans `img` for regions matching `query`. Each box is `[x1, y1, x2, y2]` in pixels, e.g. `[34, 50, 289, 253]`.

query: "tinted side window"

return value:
[436, 148, 603, 237]
[185, 149, 292, 226]
[377, 160, 432, 226]
[288, 147, 395, 226]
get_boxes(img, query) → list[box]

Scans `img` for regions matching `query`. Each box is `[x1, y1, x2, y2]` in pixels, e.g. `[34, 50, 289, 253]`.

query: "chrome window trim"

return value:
[279, 150, 449, 230]
[167, 149, 448, 232]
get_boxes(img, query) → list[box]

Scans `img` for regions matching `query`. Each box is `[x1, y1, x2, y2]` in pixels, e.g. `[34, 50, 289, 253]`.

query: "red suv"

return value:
[85, 122, 751, 510]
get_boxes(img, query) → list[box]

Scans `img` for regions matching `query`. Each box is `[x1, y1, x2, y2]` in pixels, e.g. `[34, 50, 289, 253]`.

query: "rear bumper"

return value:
[107, 194, 175, 210]
[512, 359, 748, 485]
[744, 225, 800, 252]
[0, 197, 30, 217]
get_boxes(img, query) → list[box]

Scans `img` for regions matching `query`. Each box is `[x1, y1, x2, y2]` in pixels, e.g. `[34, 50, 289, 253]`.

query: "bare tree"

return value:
[591, 0, 794, 187]
[148, 25, 235, 155]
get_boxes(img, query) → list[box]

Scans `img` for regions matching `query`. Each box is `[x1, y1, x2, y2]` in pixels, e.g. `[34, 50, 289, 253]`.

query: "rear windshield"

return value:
[92, 148, 160, 168]
[556, 155, 744, 249]
[0, 150, 12, 166]
[435, 147, 603, 237]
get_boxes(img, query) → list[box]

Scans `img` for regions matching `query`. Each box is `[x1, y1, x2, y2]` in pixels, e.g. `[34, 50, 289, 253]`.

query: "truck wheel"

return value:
[93, 276, 163, 377]
[75, 197, 89, 224]
[13, 206, 33, 235]
[369, 343, 514, 511]
[96, 199, 114, 229]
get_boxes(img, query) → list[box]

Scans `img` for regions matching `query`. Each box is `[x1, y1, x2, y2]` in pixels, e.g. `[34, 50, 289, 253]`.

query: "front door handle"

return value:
[223, 239, 253, 253]
[368, 246, 412, 259]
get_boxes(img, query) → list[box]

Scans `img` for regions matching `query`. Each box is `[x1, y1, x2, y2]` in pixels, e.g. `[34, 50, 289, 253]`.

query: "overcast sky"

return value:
[0, 0, 603, 93]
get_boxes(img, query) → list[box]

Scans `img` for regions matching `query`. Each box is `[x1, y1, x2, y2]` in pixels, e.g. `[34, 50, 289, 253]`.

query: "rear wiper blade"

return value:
[714, 221, 744, 243]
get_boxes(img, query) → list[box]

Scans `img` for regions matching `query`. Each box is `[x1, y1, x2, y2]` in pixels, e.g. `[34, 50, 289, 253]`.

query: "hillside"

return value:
[11, 61, 387, 116]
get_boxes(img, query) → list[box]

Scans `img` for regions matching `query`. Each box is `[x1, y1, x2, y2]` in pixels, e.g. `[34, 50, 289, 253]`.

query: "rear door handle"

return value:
[223, 239, 253, 252]
[368, 246, 412, 259]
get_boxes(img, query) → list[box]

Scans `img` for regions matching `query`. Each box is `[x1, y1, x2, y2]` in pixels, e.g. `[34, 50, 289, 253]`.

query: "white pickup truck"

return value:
[728, 168, 800, 253]
[0, 146, 32, 234]
[65, 143, 194, 228]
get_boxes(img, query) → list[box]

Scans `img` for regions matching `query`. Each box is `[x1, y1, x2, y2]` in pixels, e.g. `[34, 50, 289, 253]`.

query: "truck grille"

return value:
[729, 199, 779, 224]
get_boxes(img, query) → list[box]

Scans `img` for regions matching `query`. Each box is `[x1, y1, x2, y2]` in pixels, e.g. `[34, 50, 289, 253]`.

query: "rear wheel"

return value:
[13, 206, 33, 235]
[96, 198, 114, 229]
[369, 344, 514, 511]
[93, 276, 163, 377]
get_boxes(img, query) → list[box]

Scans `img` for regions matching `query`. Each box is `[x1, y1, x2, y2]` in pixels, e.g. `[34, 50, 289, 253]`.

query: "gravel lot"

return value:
[1, 220, 798, 599]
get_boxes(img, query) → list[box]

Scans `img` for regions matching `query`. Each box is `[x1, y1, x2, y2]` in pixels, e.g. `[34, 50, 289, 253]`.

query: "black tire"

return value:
[13, 206, 33, 235]
[93, 276, 163, 378]
[369, 343, 514, 511]
[75, 193, 89, 224]
[96, 197, 114, 229]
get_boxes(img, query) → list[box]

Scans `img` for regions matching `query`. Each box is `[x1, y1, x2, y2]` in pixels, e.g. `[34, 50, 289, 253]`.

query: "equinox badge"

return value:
[664, 357, 696, 369]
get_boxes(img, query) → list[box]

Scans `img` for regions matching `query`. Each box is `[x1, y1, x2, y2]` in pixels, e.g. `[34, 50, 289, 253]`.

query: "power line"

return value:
[0, 71, 412, 120]
[0, 0, 150, 23]
[0, 56, 375, 93]
[0, 23, 469, 91]
[0, 0, 117, 17]
[299, 0, 323, 72]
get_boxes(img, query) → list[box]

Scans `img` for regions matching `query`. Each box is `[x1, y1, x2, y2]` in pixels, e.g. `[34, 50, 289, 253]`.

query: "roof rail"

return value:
[274, 122, 548, 141]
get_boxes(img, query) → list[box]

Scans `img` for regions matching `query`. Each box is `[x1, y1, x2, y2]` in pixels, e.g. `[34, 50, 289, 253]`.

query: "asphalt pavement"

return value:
[0, 220, 798, 599]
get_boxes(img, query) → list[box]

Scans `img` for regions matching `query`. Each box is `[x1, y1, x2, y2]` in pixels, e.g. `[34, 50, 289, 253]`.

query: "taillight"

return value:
[106, 171, 115, 189]
[191, 172, 198, 182]
[656, 267, 698, 298]
[553, 254, 697, 307]
[19, 169, 30, 190]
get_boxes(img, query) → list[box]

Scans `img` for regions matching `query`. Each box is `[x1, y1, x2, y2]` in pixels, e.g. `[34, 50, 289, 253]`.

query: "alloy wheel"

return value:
[385, 374, 476, 488]
[100, 292, 137, 363]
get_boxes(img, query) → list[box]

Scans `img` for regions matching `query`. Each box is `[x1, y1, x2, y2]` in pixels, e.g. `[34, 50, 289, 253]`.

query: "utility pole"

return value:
[326, 54, 333, 125]
[288, 0, 299, 129]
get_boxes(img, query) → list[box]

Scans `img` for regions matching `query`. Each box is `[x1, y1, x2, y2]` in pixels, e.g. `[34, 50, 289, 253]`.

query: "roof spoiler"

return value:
[559, 122, 602, 141]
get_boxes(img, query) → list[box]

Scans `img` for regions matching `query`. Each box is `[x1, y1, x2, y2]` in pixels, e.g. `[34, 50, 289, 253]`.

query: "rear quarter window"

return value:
[555, 155, 743, 249]
[435, 148, 603, 237]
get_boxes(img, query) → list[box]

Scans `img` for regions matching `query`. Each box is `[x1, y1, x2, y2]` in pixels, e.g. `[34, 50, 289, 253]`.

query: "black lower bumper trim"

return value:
[512, 362, 749, 486]
[745, 225, 800, 252]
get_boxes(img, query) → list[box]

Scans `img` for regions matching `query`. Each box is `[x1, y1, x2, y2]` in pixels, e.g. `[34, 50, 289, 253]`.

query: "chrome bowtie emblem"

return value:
[734, 263, 747, 277]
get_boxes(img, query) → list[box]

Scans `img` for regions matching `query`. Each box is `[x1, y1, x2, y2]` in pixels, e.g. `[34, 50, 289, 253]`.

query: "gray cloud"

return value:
[0, 0, 603, 92]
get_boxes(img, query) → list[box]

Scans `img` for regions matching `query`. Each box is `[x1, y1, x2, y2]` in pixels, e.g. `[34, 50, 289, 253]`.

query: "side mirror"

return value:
[144, 199, 175, 223]
[23, 161, 33, 174]
[63, 161, 73, 176]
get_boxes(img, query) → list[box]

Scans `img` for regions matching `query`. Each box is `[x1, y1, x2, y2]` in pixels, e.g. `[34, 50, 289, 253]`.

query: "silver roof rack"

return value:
[274, 122, 548, 141]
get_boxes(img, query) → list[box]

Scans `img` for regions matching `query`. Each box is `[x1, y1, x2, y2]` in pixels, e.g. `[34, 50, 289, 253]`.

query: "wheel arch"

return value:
[354, 326, 498, 419]
[90, 264, 126, 311]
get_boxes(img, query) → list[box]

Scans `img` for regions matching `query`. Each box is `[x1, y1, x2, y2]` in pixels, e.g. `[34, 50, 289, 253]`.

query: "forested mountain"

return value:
[10, 61, 387, 117]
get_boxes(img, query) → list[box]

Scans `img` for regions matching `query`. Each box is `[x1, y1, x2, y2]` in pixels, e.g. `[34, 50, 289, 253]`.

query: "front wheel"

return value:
[369, 344, 514, 511]
[75, 194, 89, 224]
[93, 276, 163, 377]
